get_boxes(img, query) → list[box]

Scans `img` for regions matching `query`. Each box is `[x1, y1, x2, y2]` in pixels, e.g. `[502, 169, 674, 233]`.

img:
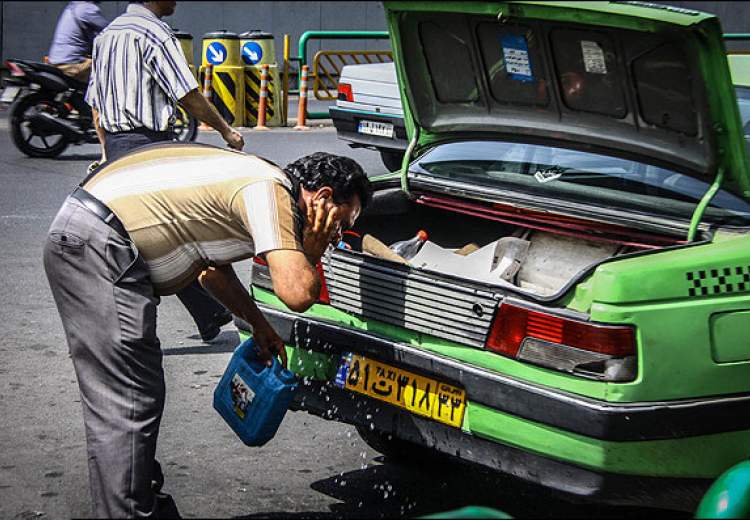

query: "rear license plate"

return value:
[0, 86, 20, 104]
[357, 120, 394, 138]
[334, 353, 466, 428]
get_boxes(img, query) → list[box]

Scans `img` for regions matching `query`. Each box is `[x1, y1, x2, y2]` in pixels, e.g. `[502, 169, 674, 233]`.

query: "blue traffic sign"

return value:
[206, 42, 227, 65]
[242, 42, 263, 65]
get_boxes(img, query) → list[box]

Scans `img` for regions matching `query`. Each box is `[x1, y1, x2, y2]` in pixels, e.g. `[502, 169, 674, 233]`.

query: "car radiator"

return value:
[323, 252, 499, 348]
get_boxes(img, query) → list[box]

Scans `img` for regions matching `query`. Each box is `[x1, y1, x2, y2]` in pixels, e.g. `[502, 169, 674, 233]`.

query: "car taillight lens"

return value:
[486, 303, 636, 381]
[5, 61, 24, 77]
[251, 256, 330, 305]
[337, 82, 353, 102]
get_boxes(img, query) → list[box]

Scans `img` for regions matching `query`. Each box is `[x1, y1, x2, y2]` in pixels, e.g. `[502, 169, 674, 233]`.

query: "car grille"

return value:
[323, 252, 499, 348]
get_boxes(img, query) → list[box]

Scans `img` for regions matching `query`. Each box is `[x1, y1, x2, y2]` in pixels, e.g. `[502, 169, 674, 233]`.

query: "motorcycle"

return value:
[1, 59, 198, 158]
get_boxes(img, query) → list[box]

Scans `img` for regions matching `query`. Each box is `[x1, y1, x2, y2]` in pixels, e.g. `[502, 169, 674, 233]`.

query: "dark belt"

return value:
[70, 187, 129, 238]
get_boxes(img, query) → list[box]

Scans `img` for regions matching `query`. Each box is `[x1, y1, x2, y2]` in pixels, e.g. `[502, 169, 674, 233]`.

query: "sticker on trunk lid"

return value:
[581, 40, 607, 74]
[501, 35, 533, 82]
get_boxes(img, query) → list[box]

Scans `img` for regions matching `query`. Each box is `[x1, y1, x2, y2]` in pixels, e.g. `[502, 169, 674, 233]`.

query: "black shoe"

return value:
[198, 310, 233, 342]
[154, 491, 181, 519]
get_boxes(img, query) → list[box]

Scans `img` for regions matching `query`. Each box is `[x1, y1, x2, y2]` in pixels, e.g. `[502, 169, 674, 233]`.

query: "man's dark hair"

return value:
[284, 152, 372, 209]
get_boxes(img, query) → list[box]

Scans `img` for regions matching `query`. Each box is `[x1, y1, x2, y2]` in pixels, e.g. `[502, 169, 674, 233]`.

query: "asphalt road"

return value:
[0, 116, 689, 519]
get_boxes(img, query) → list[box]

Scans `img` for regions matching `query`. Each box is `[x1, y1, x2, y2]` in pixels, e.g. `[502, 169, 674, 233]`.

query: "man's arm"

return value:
[179, 89, 244, 150]
[198, 264, 287, 368]
[81, 3, 109, 37]
[264, 249, 321, 313]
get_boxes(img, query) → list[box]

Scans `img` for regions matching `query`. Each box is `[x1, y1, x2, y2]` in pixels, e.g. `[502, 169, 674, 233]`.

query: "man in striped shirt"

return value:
[86, 0, 246, 345]
[43, 146, 371, 517]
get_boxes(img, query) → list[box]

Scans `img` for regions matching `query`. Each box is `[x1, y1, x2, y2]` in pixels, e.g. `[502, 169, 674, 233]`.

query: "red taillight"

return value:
[337, 82, 353, 102]
[486, 303, 635, 358]
[5, 61, 25, 77]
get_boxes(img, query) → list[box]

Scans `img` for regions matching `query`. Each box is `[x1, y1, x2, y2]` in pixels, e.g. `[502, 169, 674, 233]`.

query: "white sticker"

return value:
[501, 35, 533, 82]
[230, 373, 255, 419]
[581, 40, 607, 74]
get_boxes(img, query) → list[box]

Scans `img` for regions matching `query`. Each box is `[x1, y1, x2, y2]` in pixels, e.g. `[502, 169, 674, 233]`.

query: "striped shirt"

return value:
[83, 143, 304, 295]
[85, 3, 198, 133]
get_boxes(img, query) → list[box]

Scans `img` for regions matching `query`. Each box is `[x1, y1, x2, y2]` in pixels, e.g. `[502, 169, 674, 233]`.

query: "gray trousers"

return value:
[43, 196, 167, 518]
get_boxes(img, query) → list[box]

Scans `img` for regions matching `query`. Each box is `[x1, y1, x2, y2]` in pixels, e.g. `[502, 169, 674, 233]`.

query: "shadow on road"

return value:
[53, 153, 101, 161]
[236, 454, 691, 519]
[162, 330, 240, 356]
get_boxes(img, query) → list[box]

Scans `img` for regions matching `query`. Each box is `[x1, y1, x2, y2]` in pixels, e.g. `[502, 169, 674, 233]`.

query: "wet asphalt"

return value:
[0, 108, 689, 519]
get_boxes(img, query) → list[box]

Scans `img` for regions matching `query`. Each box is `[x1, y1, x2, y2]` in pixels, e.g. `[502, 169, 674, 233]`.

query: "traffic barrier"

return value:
[255, 64, 270, 131]
[241, 31, 282, 127]
[244, 65, 282, 127]
[292, 30, 390, 119]
[294, 65, 310, 131]
[312, 50, 393, 101]
[200, 31, 244, 126]
[199, 64, 213, 130]
[173, 29, 196, 80]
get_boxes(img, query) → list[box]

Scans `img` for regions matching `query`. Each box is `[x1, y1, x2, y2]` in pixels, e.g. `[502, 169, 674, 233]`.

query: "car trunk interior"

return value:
[346, 188, 651, 298]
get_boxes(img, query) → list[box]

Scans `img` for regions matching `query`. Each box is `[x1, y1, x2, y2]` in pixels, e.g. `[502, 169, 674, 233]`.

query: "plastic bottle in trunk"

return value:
[390, 230, 428, 260]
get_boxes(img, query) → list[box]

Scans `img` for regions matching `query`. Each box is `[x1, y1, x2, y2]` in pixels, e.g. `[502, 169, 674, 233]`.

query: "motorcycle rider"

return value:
[48, 1, 109, 83]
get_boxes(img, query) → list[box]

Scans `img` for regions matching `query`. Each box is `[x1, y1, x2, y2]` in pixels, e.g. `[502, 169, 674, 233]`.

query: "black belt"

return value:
[70, 187, 129, 238]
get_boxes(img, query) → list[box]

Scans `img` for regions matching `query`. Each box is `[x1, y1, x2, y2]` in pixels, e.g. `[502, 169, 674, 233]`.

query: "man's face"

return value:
[314, 190, 362, 244]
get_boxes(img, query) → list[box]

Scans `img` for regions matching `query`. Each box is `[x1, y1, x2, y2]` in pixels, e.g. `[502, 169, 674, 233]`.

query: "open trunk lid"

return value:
[383, 1, 750, 198]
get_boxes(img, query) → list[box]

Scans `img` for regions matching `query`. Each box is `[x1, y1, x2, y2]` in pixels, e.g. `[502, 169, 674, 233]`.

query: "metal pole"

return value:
[282, 34, 290, 126]
[296, 31, 390, 119]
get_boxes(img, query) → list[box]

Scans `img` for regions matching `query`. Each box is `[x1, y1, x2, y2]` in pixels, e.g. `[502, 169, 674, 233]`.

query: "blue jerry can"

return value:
[213, 337, 298, 446]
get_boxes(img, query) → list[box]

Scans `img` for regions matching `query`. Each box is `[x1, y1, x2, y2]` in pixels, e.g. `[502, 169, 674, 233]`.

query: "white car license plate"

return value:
[0, 86, 20, 104]
[358, 120, 394, 138]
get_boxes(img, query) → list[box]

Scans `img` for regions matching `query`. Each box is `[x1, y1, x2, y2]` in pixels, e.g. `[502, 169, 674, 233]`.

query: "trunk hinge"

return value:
[400, 126, 419, 199]
[688, 167, 724, 242]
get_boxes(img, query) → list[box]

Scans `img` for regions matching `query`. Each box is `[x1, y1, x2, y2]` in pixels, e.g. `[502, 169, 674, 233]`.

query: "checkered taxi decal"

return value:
[687, 266, 750, 296]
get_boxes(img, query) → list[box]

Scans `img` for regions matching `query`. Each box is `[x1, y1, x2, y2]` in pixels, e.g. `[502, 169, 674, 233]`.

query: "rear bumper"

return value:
[329, 106, 408, 152]
[235, 304, 750, 509]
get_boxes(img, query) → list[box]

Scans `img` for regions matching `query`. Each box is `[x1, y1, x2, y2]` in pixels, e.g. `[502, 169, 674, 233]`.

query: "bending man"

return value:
[43, 147, 371, 517]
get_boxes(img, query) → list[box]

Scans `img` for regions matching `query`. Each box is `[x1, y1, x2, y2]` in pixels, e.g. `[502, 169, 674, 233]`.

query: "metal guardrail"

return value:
[312, 50, 393, 101]
[291, 30, 390, 119]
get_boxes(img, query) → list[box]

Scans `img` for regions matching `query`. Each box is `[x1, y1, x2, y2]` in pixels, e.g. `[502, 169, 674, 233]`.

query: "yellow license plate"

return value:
[336, 353, 466, 428]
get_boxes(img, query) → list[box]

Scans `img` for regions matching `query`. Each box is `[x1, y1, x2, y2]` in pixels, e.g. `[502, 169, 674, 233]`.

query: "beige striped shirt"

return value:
[84, 143, 303, 295]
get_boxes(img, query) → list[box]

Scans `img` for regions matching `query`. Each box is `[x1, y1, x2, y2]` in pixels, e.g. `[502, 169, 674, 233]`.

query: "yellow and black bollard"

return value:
[240, 31, 282, 127]
[200, 31, 244, 126]
[173, 29, 196, 80]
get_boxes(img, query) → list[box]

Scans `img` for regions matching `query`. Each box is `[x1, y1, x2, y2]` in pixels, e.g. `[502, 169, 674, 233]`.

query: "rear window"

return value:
[410, 140, 750, 227]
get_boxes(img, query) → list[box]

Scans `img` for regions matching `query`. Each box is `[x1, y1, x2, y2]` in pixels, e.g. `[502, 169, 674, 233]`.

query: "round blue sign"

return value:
[206, 42, 227, 65]
[242, 42, 263, 65]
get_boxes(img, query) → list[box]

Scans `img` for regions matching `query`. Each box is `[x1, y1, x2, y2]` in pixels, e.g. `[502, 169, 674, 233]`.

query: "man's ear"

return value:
[314, 187, 333, 201]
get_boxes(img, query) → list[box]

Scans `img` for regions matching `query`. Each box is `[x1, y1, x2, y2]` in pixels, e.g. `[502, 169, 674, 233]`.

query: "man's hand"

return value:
[180, 89, 245, 151]
[303, 198, 340, 263]
[197, 265, 287, 367]
[222, 128, 244, 151]
[252, 319, 287, 369]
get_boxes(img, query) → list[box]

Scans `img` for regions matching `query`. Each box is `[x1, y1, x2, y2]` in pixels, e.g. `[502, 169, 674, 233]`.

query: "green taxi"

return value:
[240, 2, 750, 510]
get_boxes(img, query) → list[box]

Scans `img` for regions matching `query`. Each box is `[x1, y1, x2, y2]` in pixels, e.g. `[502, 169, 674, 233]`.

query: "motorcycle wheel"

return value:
[172, 105, 198, 142]
[10, 92, 70, 158]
